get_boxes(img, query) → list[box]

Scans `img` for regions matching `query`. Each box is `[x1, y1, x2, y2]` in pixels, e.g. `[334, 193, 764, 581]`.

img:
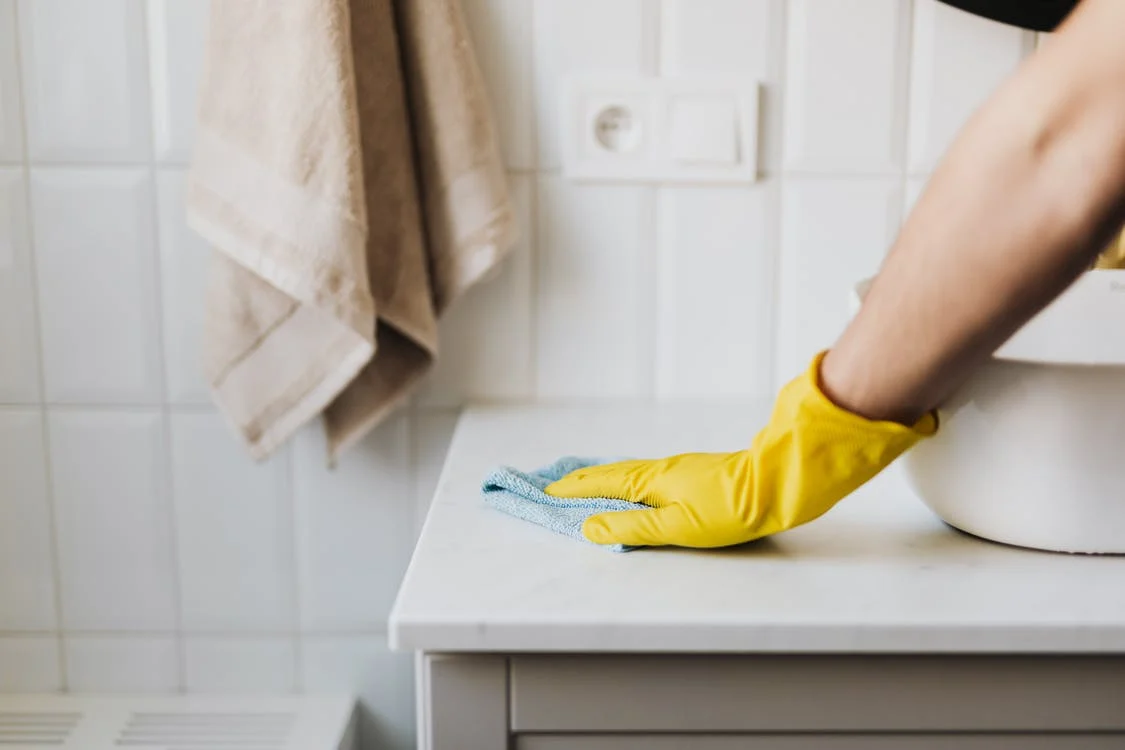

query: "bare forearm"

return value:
[821, 0, 1125, 424]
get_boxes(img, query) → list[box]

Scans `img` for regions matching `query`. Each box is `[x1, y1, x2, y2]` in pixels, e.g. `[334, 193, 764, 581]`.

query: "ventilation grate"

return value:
[0, 696, 354, 750]
[0, 711, 81, 746]
[116, 711, 295, 749]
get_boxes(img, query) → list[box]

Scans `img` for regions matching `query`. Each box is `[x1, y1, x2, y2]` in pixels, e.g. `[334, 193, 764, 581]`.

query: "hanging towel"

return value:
[187, 0, 516, 461]
[482, 458, 646, 553]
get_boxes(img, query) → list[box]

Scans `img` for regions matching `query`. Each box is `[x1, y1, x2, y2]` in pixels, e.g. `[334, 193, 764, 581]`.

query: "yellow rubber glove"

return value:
[544, 352, 938, 548]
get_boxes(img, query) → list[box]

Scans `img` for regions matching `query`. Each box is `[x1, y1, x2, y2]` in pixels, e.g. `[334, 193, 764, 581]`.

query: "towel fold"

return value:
[188, 0, 516, 461]
[482, 458, 645, 553]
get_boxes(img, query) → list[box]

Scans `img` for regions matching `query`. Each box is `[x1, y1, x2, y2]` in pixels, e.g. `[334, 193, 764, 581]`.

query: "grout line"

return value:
[894, 0, 917, 236]
[639, 185, 659, 399]
[134, 0, 187, 693]
[1, 401, 213, 411]
[9, 0, 68, 692]
[638, 0, 661, 398]
[644, 0, 662, 76]
[0, 628, 392, 638]
[526, 0, 541, 400]
[284, 443, 304, 694]
[767, 0, 789, 394]
[18, 160, 192, 169]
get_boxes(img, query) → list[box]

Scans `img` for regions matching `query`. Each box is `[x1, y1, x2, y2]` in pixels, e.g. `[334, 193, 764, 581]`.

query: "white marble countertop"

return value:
[389, 403, 1125, 654]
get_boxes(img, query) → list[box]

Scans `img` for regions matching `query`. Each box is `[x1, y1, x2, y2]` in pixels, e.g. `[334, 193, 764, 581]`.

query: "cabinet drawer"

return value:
[510, 655, 1125, 733]
[516, 736, 1125, 750]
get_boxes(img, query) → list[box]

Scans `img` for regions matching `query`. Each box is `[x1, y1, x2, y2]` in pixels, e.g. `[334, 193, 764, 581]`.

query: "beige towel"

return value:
[187, 0, 516, 460]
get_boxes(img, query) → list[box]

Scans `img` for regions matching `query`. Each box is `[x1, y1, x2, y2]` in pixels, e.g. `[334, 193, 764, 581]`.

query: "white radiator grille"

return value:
[116, 711, 295, 749]
[0, 711, 81, 745]
[0, 696, 354, 750]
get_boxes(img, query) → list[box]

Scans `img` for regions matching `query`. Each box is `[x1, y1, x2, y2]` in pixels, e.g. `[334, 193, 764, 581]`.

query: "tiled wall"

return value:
[0, 0, 1040, 747]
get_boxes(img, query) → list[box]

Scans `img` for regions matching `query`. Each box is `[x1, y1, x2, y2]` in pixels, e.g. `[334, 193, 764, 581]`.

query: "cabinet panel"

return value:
[511, 654, 1125, 733]
[517, 736, 1125, 750]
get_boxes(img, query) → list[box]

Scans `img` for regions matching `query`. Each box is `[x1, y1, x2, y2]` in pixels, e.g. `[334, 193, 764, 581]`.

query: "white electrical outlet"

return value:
[560, 75, 760, 183]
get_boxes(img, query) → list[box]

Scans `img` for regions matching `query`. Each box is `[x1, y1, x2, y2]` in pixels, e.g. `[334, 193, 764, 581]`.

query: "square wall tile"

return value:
[660, 0, 782, 172]
[421, 175, 532, 406]
[171, 412, 294, 632]
[293, 415, 413, 631]
[65, 636, 179, 693]
[533, 0, 651, 168]
[413, 410, 459, 537]
[184, 637, 296, 693]
[655, 185, 775, 398]
[776, 177, 902, 383]
[908, 0, 1032, 173]
[303, 636, 414, 750]
[783, 0, 911, 174]
[905, 175, 928, 217]
[0, 410, 56, 631]
[50, 410, 177, 631]
[0, 169, 41, 402]
[0, 637, 61, 691]
[0, 0, 23, 162]
[536, 178, 651, 398]
[661, 0, 774, 75]
[156, 169, 210, 404]
[32, 169, 163, 404]
[147, 0, 209, 162]
[18, 0, 152, 161]
[462, 0, 534, 169]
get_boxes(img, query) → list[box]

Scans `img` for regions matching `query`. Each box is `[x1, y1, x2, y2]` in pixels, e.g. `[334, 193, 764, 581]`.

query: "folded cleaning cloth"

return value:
[187, 0, 516, 461]
[482, 458, 646, 553]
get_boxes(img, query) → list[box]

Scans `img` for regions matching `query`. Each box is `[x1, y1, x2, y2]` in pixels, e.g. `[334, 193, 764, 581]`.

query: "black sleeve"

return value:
[936, 0, 1080, 32]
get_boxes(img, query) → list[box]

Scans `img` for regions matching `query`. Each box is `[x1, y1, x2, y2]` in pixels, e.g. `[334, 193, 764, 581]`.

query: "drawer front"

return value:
[511, 655, 1125, 733]
[516, 736, 1125, 750]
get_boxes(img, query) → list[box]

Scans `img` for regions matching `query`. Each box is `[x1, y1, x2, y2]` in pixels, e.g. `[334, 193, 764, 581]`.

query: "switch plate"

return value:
[560, 75, 759, 183]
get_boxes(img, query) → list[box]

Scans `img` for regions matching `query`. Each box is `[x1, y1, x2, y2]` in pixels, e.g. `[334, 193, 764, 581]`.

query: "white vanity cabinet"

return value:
[391, 405, 1125, 749]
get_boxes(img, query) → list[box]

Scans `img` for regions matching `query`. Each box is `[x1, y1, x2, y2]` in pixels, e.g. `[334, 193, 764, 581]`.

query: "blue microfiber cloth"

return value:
[482, 457, 644, 553]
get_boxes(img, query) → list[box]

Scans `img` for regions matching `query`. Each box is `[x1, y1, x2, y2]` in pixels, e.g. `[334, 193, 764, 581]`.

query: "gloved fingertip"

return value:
[581, 515, 615, 545]
[544, 477, 584, 498]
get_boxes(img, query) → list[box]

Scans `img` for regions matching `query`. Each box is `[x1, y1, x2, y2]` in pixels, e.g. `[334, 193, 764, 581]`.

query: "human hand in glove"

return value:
[544, 353, 937, 548]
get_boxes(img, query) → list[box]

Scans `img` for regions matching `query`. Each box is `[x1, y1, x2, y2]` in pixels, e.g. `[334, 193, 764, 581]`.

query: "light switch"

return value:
[666, 95, 739, 165]
[561, 75, 759, 183]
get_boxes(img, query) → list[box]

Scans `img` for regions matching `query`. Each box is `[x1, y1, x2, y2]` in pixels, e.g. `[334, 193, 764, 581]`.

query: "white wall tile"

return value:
[184, 637, 296, 693]
[655, 186, 774, 398]
[462, 0, 534, 169]
[905, 175, 927, 216]
[171, 412, 294, 632]
[18, 0, 152, 162]
[783, 0, 910, 174]
[32, 169, 162, 404]
[65, 636, 178, 693]
[536, 178, 650, 398]
[421, 175, 533, 405]
[156, 169, 209, 404]
[0, 0, 23, 163]
[660, 0, 782, 173]
[293, 416, 412, 631]
[661, 0, 773, 75]
[0, 410, 56, 631]
[908, 0, 1031, 173]
[50, 410, 176, 631]
[413, 411, 459, 537]
[0, 169, 40, 402]
[0, 637, 61, 691]
[303, 636, 414, 750]
[533, 0, 650, 168]
[147, 0, 208, 163]
[776, 178, 902, 383]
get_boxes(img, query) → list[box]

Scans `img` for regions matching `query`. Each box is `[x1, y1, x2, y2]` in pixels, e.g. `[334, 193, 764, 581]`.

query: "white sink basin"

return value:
[852, 272, 1125, 554]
